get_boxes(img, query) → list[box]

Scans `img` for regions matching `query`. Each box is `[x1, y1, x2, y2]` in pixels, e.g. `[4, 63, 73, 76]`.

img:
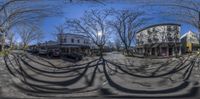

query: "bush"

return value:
[0, 49, 11, 56]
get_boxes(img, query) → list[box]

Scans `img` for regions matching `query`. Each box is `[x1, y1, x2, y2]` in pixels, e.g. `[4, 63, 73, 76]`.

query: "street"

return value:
[0, 51, 200, 98]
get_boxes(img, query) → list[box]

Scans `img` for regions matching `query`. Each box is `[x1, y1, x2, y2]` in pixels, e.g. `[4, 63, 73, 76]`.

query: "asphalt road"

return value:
[1, 51, 200, 99]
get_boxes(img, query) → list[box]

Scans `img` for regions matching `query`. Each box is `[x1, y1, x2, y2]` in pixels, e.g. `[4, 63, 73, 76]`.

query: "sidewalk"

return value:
[131, 53, 184, 59]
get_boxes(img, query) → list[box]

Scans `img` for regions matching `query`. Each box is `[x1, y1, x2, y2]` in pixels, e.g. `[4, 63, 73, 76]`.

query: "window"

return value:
[61, 38, 64, 43]
[77, 39, 80, 43]
[71, 38, 74, 43]
[174, 26, 178, 31]
[167, 26, 172, 31]
[64, 38, 66, 43]
[152, 28, 156, 32]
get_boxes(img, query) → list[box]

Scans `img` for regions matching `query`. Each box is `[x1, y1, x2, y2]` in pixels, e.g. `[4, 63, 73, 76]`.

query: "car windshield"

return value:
[1, 0, 200, 99]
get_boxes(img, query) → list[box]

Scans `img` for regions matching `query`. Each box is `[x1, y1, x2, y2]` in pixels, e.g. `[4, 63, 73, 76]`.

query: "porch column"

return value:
[159, 46, 162, 56]
[155, 47, 158, 56]
[79, 47, 81, 53]
[172, 47, 175, 56]
[179, 46, 182, 55]
[87, 48, 89, 55]
[142, 48, 144, 54]
[150, 48, 152, 55]
[68, 48, 71, 53]
[166, 47, 169, 57]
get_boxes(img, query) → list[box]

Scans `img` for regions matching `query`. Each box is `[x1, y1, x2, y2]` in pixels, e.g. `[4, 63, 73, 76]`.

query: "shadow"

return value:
[2, 52, 200, 98]
[4, 53, 103, 95]
[106, 54, 196, 78]
[99, 88, 113, 95]
[102, 60, 199, 98]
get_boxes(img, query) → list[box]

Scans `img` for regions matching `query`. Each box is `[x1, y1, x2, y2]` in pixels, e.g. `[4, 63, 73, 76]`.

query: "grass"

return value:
[0, 49, 11, 57]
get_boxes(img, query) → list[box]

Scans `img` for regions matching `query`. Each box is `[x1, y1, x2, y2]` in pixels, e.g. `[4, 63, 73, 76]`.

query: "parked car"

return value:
[38, 49, 48, 55]
[61, 53, 83, 62]
[26, 49, 32, 53]
[27, 49, 38, 54]
[48, 49, 61, 57]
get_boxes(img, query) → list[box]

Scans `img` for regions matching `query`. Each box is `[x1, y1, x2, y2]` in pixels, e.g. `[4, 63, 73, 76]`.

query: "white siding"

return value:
[58, 34, 90, 46]
[136, 25, 180, 46]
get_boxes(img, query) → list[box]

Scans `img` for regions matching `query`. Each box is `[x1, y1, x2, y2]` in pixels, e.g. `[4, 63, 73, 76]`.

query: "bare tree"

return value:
[18, 25, 43, 50]
[106, 40, 115, 51]
[53, 24, 66, 51]
[65, 9, 112, 57]
[35, 30, 44, 44]
[55, 24, 65, 34]
[114, 37, 122, 51]
[0, 0, 61, 51]
[110, 9, 148, 56]
[6, 30, 14, 49]
[54, 24, 65, 40]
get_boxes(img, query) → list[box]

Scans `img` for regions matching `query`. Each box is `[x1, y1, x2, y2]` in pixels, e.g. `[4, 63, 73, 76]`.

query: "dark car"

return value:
[27, 49, 39, 54]
[26, 49, 32, 53]
[61, 53, 83, 62]
[48, 49, 61, 57]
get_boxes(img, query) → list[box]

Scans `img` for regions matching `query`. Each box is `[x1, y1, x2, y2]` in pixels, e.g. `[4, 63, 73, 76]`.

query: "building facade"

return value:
[181, 31, 199, 53]
[38, 40, 58, 49]
[57, 33, 90, 55]
[136, 23, 181, 57]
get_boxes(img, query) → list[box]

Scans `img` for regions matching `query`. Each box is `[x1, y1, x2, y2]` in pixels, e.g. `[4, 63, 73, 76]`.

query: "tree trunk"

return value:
[124, 46, 130, 56]
[1, 33, 5, 51]
[9, 42, 12, 49]
[99, 45, 103, 58]
[23, 43, 27, 50]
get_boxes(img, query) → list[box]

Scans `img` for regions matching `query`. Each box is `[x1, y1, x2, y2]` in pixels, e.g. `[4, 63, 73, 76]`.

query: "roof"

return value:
[136, 23, 181, 33]
[180, 31, 196, 39]
[61, 44, 90, 48]
[57, 33, 88, 38]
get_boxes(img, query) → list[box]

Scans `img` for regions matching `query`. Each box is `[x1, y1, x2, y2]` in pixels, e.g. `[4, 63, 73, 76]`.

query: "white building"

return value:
[57, 33, 90, 54]
[136, 23, 181, 57]
[181, 31, 199, 53]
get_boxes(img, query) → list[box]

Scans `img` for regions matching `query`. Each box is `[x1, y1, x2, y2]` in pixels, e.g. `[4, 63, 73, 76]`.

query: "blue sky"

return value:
[37, 1, 198, 43]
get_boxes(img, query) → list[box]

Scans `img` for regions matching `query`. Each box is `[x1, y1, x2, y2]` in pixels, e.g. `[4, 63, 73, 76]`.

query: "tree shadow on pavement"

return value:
[3, 52, 200, 98]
